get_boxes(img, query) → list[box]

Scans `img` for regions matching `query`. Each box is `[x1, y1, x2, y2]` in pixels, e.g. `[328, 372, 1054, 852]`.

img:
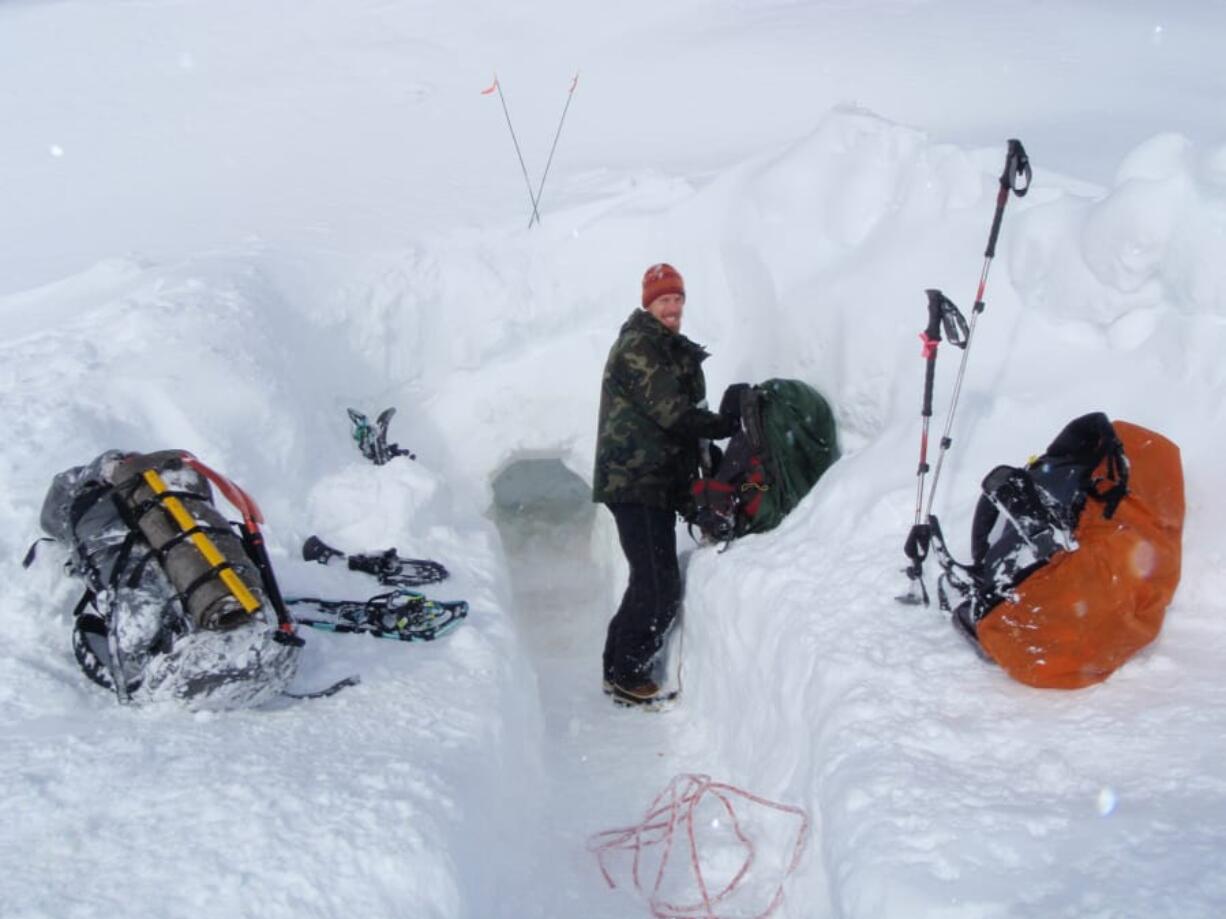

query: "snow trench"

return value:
[4, 111, 1226, 918]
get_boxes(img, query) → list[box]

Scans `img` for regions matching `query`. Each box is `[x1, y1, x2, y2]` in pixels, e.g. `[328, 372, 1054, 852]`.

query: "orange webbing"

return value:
[977, 422, 1185, 689]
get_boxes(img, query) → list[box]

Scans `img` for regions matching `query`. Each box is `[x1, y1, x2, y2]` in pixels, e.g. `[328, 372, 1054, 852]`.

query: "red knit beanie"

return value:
[641, 263, 685, 308]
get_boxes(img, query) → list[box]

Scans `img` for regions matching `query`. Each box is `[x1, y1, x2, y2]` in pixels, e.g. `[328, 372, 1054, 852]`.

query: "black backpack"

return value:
[934, 412, 1130, 638]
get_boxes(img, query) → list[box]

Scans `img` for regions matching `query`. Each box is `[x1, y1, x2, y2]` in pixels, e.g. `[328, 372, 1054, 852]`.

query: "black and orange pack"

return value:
[934, 412, 1184, 689]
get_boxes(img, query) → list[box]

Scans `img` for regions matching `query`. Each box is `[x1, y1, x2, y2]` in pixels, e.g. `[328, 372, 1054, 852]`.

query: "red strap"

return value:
[919, 331, 940, 359]
[692, 479, 736, 497]
[180, 453, 263, 531]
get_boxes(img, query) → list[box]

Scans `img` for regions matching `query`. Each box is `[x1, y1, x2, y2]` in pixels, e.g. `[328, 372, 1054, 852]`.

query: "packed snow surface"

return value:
[2, 1, 1224, 917]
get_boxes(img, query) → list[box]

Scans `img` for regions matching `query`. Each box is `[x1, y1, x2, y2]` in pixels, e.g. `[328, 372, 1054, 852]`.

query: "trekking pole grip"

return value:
[984, 138, 1031, 259]
[1004, 138, 1032, 196]
[924, 288, 946, 345]
[920, 289, 957, 419]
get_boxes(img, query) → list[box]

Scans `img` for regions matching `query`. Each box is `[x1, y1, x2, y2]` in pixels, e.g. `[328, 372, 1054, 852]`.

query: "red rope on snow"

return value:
[587, 773, 810, 919]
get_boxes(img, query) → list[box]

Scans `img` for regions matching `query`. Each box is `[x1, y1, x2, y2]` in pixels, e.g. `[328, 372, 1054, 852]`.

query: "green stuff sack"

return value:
[690, 379, 839, 542]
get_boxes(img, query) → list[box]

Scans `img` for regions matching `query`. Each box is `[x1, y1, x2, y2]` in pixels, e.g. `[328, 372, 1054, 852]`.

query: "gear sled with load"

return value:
[35, 449, 303, 709]
[689, 378, 839, 544]
[930, 413, 1185, 689]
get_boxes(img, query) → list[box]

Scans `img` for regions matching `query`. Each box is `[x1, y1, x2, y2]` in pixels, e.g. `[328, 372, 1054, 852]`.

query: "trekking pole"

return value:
[482, 75, 542, 227]
[899, 290, 968, 604]
[898, 139, 1030, 606]
[922, 139, 1031, 516]
[528, 72, 579, 228]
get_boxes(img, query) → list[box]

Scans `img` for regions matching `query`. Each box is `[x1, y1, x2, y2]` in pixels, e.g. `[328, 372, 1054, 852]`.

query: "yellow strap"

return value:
[142, 469, 262, 615]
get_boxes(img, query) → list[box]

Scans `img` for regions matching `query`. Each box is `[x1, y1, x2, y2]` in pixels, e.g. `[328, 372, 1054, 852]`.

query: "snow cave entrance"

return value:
[490, 456, 617, 706]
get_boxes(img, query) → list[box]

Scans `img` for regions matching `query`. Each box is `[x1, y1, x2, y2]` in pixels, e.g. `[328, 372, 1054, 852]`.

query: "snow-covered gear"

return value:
[641, 262, 685, 308]
[348, 407, 416, 466]
[901, 139, 1031, 604]
[603, 503, 681, 687]
[37, 450, 301, 709]
[934, 412, 1184, 688]
[690, 379, 839, 544]
[593, 308, 732, 512]
[302, 534, 449, 587]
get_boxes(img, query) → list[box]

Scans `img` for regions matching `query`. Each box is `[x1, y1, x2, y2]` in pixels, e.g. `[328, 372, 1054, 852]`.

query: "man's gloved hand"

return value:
[719, 383, 751, 431]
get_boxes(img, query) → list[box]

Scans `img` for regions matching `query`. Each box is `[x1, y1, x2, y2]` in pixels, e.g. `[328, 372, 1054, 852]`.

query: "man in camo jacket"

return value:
[592, 263, 736, 704]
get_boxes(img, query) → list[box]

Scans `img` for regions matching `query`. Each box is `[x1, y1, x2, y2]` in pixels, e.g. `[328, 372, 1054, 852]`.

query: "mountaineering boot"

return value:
[604, 677, 662, 705]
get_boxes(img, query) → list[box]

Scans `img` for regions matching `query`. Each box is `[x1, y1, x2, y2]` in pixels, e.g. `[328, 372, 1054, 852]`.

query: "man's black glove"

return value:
[714, 413, 738, 439]
[719, 383, 751, 432]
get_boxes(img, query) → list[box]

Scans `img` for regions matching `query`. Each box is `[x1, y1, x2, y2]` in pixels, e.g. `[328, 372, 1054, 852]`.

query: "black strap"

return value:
[73, 588, 97, 619]
[127, 489, 212, 526]
[22, 538, 54, 569]
[179, 561, 240, 604]
[927, 516, 982, 612]
[1088, 439, 1129, 520]
[124, 531, 258, 591]
[134, 522, 234, 569]
[108, 529, 139, 591]
[282, 675, 361, 700]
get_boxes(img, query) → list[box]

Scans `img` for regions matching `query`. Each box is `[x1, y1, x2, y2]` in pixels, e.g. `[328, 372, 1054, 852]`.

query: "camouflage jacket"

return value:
[592, 309, 732, 511]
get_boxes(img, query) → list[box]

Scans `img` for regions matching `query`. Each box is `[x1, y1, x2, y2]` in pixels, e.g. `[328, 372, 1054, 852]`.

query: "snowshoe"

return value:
[287, 589, 468, 643]
[302, 534, 449, 587]
[347, 407, 415, 465]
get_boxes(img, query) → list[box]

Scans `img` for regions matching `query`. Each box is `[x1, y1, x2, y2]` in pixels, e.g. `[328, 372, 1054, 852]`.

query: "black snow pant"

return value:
[603, 502, 681, 686]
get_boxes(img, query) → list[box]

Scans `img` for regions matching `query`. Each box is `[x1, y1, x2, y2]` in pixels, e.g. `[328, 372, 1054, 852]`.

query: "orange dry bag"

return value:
[936, 413, 1184, 689]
